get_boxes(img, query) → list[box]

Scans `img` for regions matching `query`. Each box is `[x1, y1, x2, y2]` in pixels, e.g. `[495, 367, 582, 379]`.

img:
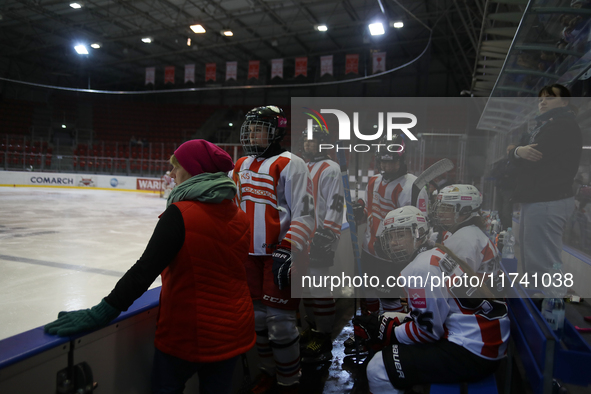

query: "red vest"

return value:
[154, 199, 255, 362]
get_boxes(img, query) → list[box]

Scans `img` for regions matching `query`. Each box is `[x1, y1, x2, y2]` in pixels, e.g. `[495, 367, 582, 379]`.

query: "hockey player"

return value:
[352, 135, 428, 313]
[299, 124, 344, 362]
[432, 184, 501, 276]
[354, 206, 510, 393]
[232, 106, 315, 393]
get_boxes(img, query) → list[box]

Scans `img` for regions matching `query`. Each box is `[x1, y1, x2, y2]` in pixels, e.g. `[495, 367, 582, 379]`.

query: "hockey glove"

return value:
[376, 312, 409, 344]
[351, 200, 366, 225]
[44, 298, 121, 337]
[353, 314, 380, 342]
[310, 228, 337, 265]
[272, 245, 292, 290]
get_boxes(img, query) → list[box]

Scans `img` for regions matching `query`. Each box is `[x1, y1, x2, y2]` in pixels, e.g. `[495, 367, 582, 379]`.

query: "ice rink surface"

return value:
[0, 187, 166, 340]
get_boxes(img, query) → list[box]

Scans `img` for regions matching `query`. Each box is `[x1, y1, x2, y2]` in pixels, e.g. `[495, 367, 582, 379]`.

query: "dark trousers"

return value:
[152, 347, 239, 394]
[497, 189, 514, 230]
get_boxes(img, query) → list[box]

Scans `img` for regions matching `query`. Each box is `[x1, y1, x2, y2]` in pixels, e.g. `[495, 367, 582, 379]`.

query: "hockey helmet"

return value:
[380, 206, 429, 265]
[375, 134, 406, 163]
[301, 124, 330, 160]
[432, 184, 482, 229]
[240, 105, 288, 157]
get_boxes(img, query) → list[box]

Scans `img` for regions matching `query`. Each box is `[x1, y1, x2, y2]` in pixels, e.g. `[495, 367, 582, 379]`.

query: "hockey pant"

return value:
[302, 266, 335, 334]
[253, 300, 301, 386]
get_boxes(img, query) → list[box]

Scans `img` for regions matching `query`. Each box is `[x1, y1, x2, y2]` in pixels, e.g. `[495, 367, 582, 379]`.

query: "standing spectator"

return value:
[510, 84, 582, 290]
[492, 144, 518, 230]
[45, 140, 255, 394]
[232, 106, 315, 393]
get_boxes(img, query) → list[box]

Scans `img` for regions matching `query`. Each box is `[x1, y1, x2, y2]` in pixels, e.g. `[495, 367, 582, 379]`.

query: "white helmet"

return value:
[380, 206, 429, 264]
[432, 184, 482, 228]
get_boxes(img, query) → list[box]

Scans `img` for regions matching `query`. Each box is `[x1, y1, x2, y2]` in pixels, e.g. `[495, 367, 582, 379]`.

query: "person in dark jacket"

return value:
[509, 84, 582, 291]
[492, 144, 517, 230]
[45, 139, 255, 394]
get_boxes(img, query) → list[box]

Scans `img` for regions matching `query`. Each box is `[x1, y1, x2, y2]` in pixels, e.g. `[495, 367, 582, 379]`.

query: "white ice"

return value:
[0, 187, 167, 341]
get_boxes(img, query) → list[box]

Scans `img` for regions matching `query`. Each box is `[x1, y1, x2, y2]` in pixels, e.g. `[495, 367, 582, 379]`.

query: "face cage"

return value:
[380, 227, 418, 265]
[432, 201, 478, 228]
[240, 119, 277, 156]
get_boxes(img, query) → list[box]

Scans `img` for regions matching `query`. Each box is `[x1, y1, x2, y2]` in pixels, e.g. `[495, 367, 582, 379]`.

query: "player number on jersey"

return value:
[330, 194, 344, 213]
[302, 195, 315, 218]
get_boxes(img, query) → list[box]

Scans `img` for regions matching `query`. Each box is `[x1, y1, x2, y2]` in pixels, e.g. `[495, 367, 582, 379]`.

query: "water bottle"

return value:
[541, 295, 565, 339]
[491, 219, 499, 235]
[502, 227, 515, 259]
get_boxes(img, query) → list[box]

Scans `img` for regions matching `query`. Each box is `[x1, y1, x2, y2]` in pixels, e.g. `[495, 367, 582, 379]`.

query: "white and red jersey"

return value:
[307, 158, 344, 246]
[232, 151, 315, 255]
[394, 247, 510, 360]
[442, 224, 500, 274]
[361, 173, 428, 258]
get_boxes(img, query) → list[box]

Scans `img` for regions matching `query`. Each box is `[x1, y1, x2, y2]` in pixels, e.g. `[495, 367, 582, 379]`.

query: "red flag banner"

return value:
[226, 61, 237, 81]
[320, 55, 333, 76]
[345, 54, 359, 75]
[205, 63, 216, 82]
[372, 52, 386, 74]
[184, 64, 195, 83]
[164, 66, 175, 84]
[271, 58, 283, 79]
[295, 57, 307, 77]
[145, 67, 155, 85]
[248, 60, 260, 80]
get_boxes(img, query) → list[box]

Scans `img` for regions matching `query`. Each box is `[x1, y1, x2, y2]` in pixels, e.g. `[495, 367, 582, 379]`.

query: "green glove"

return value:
[44, 299, 121, 337]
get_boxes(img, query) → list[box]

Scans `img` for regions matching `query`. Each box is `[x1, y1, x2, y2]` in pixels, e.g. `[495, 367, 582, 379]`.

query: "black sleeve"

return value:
[105, 204, 185, 311]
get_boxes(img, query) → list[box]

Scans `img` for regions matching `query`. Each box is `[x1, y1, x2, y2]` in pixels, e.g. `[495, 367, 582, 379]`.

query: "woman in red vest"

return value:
[45, 140, 255, 394]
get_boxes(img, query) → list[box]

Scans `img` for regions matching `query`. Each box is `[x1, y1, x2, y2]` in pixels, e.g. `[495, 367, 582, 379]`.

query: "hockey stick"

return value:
[410, 158, 454, 207]
[336, 145, 363, 365]
[336, 147, 362, 292]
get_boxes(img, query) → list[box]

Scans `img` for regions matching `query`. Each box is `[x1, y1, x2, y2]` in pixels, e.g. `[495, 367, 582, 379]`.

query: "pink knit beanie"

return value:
[174, 140, 234, 176]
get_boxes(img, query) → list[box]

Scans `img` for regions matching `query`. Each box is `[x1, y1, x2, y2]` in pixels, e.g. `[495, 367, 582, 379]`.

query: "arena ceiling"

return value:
[0, 0, 497, 93]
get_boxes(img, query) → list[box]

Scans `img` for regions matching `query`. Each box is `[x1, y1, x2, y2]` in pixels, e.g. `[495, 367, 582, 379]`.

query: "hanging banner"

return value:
[295, 57, 307, 77]
[164, 66, 175, 84]
[320, 55, 333, 76]
[226, 61, 237, 81]
[345, 54, 359, 75]
[271, 58, 283, 79]
[184, 64, 195, 83]
[248, 60, 260, 80]
[145, 67, 155, 85]
[205, 63, 216, 82]
[372, 52, 386, 74]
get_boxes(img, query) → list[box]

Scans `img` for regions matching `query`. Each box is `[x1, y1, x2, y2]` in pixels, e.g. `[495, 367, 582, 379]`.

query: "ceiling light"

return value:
[62, 124, 67, 128]
[187, 38, 191, 46]
[90, 42, 101, 49]
[141, 37, 152, 43]
[392, 21, 403, 28]
[74, 44, 88, 54]
[221, 30, 233, 37]
[315, 25, 328, 32]
[70, 3, 82, 9]
[229, 123, 233, 127]
[369, 22, 385, 36]
[190, 24, 206, 34]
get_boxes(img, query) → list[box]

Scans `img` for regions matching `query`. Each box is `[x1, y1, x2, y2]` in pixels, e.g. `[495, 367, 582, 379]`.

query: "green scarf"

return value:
[166, 172, 236, 208]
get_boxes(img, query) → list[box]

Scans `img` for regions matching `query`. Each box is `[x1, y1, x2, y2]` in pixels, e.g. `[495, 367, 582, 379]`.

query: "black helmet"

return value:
[240, 106, 288, 157]
[375, 134, 407, 181]
[301, 124, 330, 160]
[375, 134, 406, 163]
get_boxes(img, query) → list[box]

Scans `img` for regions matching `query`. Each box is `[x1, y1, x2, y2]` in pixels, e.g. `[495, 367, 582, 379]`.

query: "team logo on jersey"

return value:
[408, 288, 427, 308]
